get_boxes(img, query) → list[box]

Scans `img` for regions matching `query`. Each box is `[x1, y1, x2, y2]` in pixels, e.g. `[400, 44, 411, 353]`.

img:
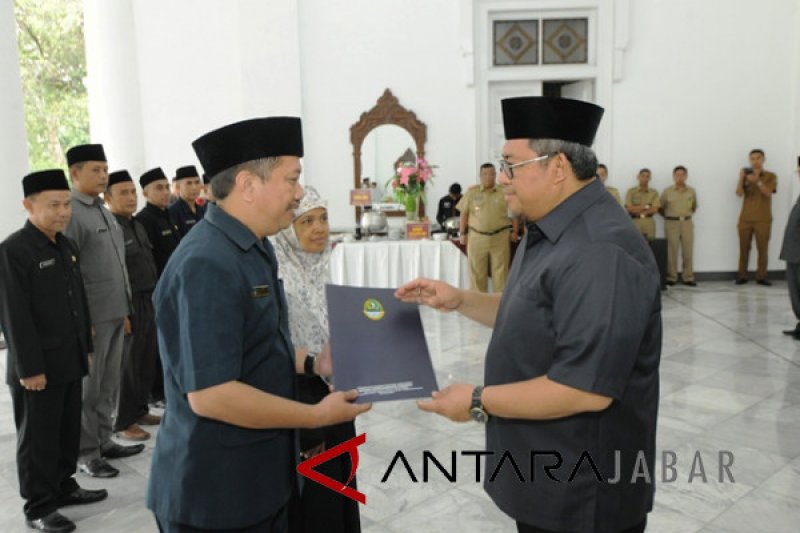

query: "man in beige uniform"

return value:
[736, 149, 777, 285]
[458, 163, 517, 292]
[625, 168, 660, 240]
[660, 165, 697, 286]
[597, 163, 622, 205]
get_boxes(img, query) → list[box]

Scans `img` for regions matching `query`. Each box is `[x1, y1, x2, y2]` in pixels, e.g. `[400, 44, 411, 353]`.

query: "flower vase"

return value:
[405, 195, 419, 221]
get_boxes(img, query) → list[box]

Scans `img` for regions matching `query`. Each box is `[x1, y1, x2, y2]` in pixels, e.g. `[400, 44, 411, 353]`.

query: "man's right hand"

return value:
[459, 234, 467, 245]
[314, 390, 371, 427]
[395, 278, 463, 312]
[20, 374, 46, 391]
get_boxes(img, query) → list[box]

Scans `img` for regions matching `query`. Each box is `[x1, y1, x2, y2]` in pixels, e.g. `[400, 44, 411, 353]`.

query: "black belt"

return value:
[631, 214, 654, 219]
[468, 225, 512, 236]
[665, 216, 692, 221]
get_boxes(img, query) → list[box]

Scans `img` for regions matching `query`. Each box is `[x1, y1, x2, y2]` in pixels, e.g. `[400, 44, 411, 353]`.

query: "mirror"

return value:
[361, 125, 416, 201]
[350, 89, 427, 221]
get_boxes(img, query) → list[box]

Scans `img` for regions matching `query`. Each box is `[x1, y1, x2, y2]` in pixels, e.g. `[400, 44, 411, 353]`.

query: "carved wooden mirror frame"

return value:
[350, 89, 427, 221]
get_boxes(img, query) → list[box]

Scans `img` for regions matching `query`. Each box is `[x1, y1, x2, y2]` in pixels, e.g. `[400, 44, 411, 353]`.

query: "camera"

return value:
[743, 167, 753, 175]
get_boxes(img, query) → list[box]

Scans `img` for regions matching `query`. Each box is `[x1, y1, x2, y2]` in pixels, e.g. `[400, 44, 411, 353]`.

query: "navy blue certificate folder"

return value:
[326, 285, 438, 403]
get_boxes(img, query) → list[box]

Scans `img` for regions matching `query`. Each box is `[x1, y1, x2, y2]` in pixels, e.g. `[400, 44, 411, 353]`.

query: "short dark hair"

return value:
[749, 148, 765, 157]
[597, 163, 607, 171]
[210, 157, 281, 201]
[449, 183, 462, 194]
[673, 165, 687, 174]
[528, 139, 598, 181]
[638, 168, 651, 175]
[480, 162, 495, 171]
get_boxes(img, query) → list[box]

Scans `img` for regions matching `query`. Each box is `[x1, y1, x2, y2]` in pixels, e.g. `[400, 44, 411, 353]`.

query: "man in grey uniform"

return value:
[64, 144, 144, 479]
[398, 97, 661, 533]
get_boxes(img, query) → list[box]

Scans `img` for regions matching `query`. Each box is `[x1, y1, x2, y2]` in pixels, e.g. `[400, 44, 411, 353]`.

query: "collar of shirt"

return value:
[144, 202, 170, 217]
[71, 189, 103, 207]
[24, 220, 65, 249]
[535, 179, 605, 245]
[113, 213, 133, 227]
[479, 184, 497, 193]
[204, 202, 265, 253]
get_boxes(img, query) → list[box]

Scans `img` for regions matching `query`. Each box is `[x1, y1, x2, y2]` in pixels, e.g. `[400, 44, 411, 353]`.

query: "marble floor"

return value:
[1, 281, 800, 532]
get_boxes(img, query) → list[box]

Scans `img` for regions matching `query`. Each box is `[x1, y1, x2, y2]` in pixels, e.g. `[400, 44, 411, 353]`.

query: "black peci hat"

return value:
[139, 167, 168, 189]
[23, 169, 70, 197]
[66, 144, 107, 166]
[501, 97, 604, 147]
[174, 165, 200, 181]
[108, 170, 134, 189]
[192, 117, 303, 178]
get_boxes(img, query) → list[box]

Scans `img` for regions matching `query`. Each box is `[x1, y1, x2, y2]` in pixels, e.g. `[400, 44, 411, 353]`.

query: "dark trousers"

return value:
[516, 517, 647, 533]
[787, 262, 800, 322]
[115, 291, 158, 430]
[10, 379, 82, 520]
[155, 502, 289, 533]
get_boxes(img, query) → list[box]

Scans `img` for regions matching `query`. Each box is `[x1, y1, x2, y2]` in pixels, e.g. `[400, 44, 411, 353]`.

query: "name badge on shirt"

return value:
[39, 258, 56, 269]
[161, 229, 173, 236]
[125, 239, 134, 246]
[96, 227, 108, 234]
[186, 220, 196, 226]
[251, 285, 271, 298]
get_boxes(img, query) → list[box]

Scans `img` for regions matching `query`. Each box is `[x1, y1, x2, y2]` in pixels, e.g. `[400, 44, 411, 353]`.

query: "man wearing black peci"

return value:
[399, 97, 661, 533]
[0, 170, 108, 532]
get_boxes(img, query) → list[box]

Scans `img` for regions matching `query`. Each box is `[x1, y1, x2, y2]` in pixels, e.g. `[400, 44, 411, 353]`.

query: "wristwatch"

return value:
[469, 386, 489, 423]
[304, 352, 318, 377]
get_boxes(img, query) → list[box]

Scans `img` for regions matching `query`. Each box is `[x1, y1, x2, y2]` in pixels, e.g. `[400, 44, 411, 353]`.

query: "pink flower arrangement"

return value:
[389, 158, 435, 210]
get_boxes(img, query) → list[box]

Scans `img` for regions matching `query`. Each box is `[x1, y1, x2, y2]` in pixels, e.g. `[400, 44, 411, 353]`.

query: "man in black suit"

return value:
[0, 170, 108, 532]
[781, 165, 800, 338]
[436, 182, 462, 226]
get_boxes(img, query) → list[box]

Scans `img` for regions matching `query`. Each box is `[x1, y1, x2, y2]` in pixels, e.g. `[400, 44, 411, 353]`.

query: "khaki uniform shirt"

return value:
[660, 186, 697, 218]
[739, 171, 777, 222]
[625, 187, 661, 215]
[606, 186, 622, 205]
[456, 185, 511, 233]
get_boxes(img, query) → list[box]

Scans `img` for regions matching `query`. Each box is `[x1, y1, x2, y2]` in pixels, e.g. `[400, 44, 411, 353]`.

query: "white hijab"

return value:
[271, 186, 331, 352]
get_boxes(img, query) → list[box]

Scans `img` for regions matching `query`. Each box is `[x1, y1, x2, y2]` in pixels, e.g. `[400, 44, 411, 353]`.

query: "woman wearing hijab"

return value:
[272, 186, 361, 533]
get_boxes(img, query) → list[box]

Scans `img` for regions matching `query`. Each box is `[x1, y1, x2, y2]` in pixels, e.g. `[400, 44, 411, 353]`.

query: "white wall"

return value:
[74, 0, 800, 272]
[0, 0, 29, 238]
[609, 0, 800, 273]
[297, 0, 476, 226]
[125, 0, 302, 181]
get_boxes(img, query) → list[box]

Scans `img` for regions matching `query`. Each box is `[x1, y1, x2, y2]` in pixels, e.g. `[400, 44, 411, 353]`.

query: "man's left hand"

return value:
[123, 316, 132, 336]
[417, 383, 473, 422]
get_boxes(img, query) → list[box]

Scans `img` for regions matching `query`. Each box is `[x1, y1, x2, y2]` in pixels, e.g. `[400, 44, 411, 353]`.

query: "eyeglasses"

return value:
[498, 153, 558, 179]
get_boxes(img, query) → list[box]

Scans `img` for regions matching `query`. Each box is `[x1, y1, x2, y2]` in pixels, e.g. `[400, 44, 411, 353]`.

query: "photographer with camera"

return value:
[735, 149, 777, 285]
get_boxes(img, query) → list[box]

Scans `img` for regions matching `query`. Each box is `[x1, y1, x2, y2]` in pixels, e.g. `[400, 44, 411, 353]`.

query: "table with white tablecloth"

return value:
[329, 239, 470, 288]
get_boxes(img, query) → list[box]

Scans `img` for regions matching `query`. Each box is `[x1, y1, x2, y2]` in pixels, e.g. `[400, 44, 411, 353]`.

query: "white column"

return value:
[0, 0, 29, 239]
[83, 0, 146, 176]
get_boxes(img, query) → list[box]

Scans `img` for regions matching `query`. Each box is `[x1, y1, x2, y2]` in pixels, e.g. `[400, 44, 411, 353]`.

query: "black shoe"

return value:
[783, 325, 800, 336]
[101, 442, 145, 459]
[683, 281, 697, 287]
[25, 511, 76, 532]
[735, 278, 748, 285]
[58, 486, 108, 507]
[756, 279, 772, 286]
[666, 281, 676, 286]
[78, 458, 119, 478]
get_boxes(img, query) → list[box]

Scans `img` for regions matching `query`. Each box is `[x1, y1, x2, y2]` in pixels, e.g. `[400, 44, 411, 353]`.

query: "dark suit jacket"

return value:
[0, 222, 92, 386]
[781, 195, 800, 263]
[135, 202, 182, 276]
